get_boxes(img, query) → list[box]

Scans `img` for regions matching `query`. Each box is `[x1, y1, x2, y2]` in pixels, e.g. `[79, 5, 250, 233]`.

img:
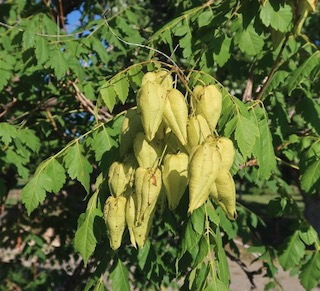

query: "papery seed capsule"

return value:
[119, 108, 144, 157]
[193, 85, 222, 131]
[163, 88, 188, 145]
[108, 161, 132, 197]
[155, 70, 173, 90]
[137, 81, 167, 141]
[104, 195, 127, 250]
[217, 137, 235, 170]
[186, 115, 211, 150]
[188, 141, 222, 213]
[163, 152, 188, 210]
[133, 132, 163, 169]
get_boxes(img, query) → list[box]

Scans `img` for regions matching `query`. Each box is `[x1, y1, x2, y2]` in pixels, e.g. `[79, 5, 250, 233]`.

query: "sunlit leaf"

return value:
[110, 259, 130, 291]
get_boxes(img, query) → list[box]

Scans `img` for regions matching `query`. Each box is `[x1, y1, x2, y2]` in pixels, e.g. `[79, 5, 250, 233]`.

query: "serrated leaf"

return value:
[300, 158, 320, 193]
[44, 158, 66, 193]
[236, 25, 264, 56]
[287, 51, 320, 94]
[278, 230, 305, 270]
[213, 36, 231, 67]
[91, 126, 117, 161]
[252, 110, 276, 179]
[21, 172, 52, 215]
[198, 10, 213, 27]
[91, 37, 108, 64]
[5, 148, 29, 179]
[260, 1, 293, 32]
[110, 259, 130, 291]
[35, 36, 50, 65]
[48, 48, 69, 78]
[63, 143, 93, 193]
[100, 84, 117, 112]
[0, 122, 17, 145]
[299, 225, 318, 245]
[74, 192, 101, 266]
[299, 251, 320, 291]
[112, 75, 129, 104]
[16, 128, 41, 153]
[235, 115, 260, 159]
[127, 64, 143, 89]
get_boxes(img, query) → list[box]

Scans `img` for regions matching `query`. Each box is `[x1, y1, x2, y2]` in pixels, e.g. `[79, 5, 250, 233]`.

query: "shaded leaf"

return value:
[101, 84, 117, 112]
[235, 25, 264, 56]
[110, 259, 130, 291]
[299, 251, 320, 291]
[235, 115, 260, 159]
[112, 74, 129, 104]
[278, 230, 305, 270]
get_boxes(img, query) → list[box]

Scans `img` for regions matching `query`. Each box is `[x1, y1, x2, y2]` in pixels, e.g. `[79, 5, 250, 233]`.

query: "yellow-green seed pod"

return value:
[163, 152, 188, 210]
[155, 70, 173, 90]
[122, 154, 138, 188]
[191, 85, 203, 111]
[217, 137, 235, 170]
[141, 72, 157, 86]
[119, 108, 144, 157]
[126, 195, 137, 248]
[155, 120, 168, 140]
[132, 207, 156, 249]
[133, 167, 148, 225]
[214, 167, 237, 220]
[186, 115, 212, 150]
[188, 142, 222, 213]
[139, 167, 162, 224]
[137, 81, 167, 141]
[133, 132, 163, 169]
[163, 88, 188, 145]
[193, 85, 222, 131]
[108, 161, 132, 197]
[104, 195, 127, 250]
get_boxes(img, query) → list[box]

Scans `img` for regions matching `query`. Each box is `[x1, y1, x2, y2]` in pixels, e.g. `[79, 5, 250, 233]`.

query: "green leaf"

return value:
[91, 126, 117, 162]
[35, 36, 50, 65]
[287, 51, 320, 94]
[300, 158, 320, 194]
[63, 143, 93, 193]
[112, 75, 129, 104]
[16, 128, 41, 153]
[252, 109, 276, 179]
[48, 48, 69, 79]
[110, 259, 130, 291]
[190, 207, 205, 234]
[74, 192, 101, 266]
[198, 10, 213, 28]
[299, 225, 318, 246]
[278, 230, 305, 270]
[259, 1, 293, 32]
[91, 37, 109, 64]
[127, 64, 143, 90]
[213, 36, 231, 67]
[5, 148, 29, 179]
[299, 251, 320, 291]
[235, 115, 260, 159]
[235, 25, 264, 56]
[100, 84, 117, 112]
[21, 172, 52, 215]
[0, 122, 17, 145]
[44, 158, 66, 193]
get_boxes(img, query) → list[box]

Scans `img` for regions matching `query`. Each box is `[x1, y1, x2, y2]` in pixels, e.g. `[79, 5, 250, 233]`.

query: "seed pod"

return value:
[191, 85, 203, 111]
[217, 137, 235, 170]
[163, 152, 188, 210]
[104, 195, 127, 250]
[139, 167, 162, 224]
[119, 108, 144, 157]
[126, 195, 137, 248]
[133, 132, 163, 169]
[188, 142, 222, 213]
[193, 85, 222, 131]
[163, 88, 188, 145]
[122, 154, 138, 188]
[137, 81, 167, 141]
[141, 72, 157, 86]
[132, 207, 156, 249]
[155, 70, 173, 90]
[133, 167, 148, 225]
[155, 120, 167, 140]
[186, 115, 212, 149]
[108, 161, 133, 197]
[214, 167, 237, 220]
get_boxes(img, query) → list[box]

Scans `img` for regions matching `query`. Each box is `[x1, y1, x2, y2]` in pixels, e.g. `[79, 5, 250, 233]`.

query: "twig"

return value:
[256, 33, 290, 100]
[70, 81, 112, 122]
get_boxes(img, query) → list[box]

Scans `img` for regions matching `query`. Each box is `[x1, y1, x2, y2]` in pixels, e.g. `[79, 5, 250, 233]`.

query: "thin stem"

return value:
[256, 33, 290, 100]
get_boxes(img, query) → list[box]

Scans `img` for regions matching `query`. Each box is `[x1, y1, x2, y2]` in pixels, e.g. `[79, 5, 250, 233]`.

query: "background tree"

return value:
[0, 0, 319, 290]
